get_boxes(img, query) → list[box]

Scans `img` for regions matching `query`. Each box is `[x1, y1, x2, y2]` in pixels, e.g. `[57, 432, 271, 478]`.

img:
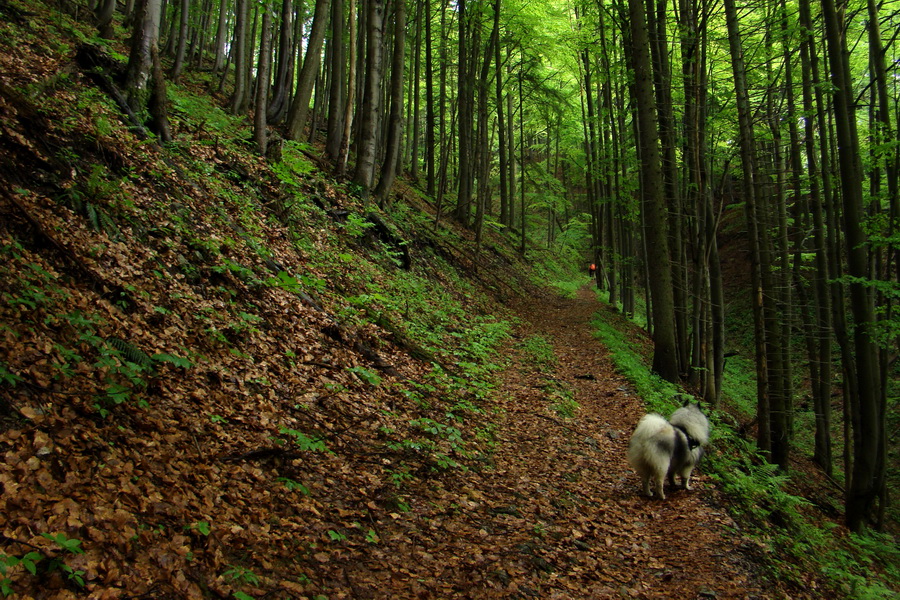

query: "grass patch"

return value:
[590, 310, 682, 414]
[519, 334, 557, 371]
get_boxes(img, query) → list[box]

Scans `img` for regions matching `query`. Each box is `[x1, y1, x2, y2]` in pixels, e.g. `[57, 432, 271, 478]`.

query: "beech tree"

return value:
[373, 0, 407, 205]
[626, 0, 679, 382]
[352, 0, 385, 194]
[285, 0, 332, 140]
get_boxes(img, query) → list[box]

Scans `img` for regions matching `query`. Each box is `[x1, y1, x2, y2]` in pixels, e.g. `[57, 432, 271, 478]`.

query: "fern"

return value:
[86, 202, 100, 231]
[105, 337, 153, 369]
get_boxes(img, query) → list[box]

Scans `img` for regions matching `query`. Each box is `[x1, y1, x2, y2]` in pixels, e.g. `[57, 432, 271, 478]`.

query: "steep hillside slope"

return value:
[0, 4, 535, 597]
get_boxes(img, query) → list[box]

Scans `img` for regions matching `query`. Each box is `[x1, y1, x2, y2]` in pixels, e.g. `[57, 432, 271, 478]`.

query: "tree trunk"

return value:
[626, 0, 679, 382]
[351, 0, 384, 194]
[230, 0, 249, 114]
[169, 0, 190, 80]
[409, 0, 422, 182]
[338, 0, 358, 175]
[424, 0, 436, 197]
[125, 0, 163, 111]
[374, 0, 407, 205]
[213, 0, 229, 72]
[821, 0, 884, 533]
[285, 0, 332, 140]
[254, 3, 273, 155]
[325, 0, 345, 159]
[267, 0, 295, 123]
[455, 0, 473, 226]
[723, 0, 773, 455]
[494, 0, 507, 227]
[647, 0, 686, 374]
[474, 0, 499, 249]
[95, 0, 117, 38]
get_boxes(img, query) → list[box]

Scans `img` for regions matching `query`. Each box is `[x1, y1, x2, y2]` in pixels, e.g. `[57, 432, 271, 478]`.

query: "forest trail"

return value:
[409, 284, 777, 599]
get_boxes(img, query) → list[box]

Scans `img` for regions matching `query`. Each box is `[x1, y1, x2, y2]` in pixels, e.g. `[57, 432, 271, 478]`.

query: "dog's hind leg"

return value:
[682, 467, 694, 490]
[653, 471, 666, 500]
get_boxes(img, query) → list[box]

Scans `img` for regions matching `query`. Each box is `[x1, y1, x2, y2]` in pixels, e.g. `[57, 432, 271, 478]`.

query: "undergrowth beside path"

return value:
[591, 294, 899, 599]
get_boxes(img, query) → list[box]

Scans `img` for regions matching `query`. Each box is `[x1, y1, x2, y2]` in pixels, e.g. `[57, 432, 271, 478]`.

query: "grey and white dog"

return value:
[627, 402, 709, 500]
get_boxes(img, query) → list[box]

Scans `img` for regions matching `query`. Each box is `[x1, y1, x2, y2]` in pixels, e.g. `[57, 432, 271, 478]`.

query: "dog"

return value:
[627, 402, 709, 500]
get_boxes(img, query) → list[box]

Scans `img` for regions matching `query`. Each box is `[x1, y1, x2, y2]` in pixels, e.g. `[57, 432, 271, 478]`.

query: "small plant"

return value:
[187, 521, 211, 536]
[387, 467, 414, 489]
[279, 426, 329, 452]
[343, 212, 375, 237]
[0, 533, 86, 595]
[545, 381, 578, 418]
[223, 564, 259, 586]
[0, 551, 43, 595]
[347, 365, 382, 387]
[40, 533, 83, 555]
[326, 530, 347, 542]
[0, 362, 23, 387]
[276, 477, 310, 495]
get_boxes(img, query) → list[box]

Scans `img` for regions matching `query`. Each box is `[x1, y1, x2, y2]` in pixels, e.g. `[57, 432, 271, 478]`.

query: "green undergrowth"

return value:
[589, 308, 899, 598]
[530, 244, 591, 299]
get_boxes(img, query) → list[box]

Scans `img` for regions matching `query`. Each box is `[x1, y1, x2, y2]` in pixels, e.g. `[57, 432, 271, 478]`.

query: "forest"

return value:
[0, 0, 898, 596]
[105, 0, 900, 531]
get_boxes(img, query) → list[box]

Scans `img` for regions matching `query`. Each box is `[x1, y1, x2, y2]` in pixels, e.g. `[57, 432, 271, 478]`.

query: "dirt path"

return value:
[388, 285, 775, 599]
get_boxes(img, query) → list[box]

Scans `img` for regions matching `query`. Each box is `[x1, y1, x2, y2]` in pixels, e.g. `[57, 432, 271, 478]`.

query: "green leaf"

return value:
[347, 366, 382, 387]
[105, 383, 131, 404]
[41, 533, 84, 554]
[20, 552, 42, 576]
[327, 530, 347, 542]
[279, 426, 329, 452]
[152, 353, 193, 369]
[193, 521, 211, 536]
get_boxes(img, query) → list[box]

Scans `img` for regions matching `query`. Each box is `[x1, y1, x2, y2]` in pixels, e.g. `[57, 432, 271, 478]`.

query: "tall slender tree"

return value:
[286, 0, 332, 140]
[821, 0, 885, 532]
[374, 0, 408, 204]
[626, 0, 678, 382]
[352, 0, 385, 194]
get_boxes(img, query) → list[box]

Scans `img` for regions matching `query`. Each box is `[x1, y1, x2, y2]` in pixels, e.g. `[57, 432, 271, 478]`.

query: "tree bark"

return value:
[338, 0, 358, 175]
[169, 0, 190, 80]
[125, 0, 163, 111]
[351, 0, 384, 194]
[95, 0, 117, 39]
[285, 0, 332, 140]
[254, 3, 273, 155]
[626, 0, 679, 382]
[213, 0, 229, 72]
[374, 0, 407, 205]
[821, 0, 884, 533]
[455, 0, 473, 226]
[230, 0, 249, 114]
[267, 0, 295, 123]
[325, 0, 345, 159]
